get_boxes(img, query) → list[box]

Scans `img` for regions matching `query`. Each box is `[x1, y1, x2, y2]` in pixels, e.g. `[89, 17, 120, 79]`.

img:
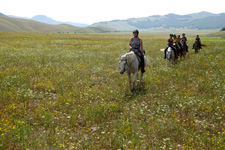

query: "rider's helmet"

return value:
[170, 33, 173, 36]
[182, 33, 185, 36]
[177, 35, 180, 37]
[133, 29, 139, 35]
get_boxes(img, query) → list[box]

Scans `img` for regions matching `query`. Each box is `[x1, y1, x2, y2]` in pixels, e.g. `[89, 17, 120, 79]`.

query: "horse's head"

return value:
[119, 54, 127, 74]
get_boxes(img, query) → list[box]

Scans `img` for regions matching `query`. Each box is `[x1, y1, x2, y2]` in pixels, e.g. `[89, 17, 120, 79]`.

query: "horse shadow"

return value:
[124, 81, 148, 102]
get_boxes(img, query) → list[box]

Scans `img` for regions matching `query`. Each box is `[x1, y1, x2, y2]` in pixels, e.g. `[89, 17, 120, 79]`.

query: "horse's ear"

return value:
[119, 53, 124, 60]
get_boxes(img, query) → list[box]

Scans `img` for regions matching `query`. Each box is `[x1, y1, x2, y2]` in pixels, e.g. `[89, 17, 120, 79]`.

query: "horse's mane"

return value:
[126, 51, 135, 65]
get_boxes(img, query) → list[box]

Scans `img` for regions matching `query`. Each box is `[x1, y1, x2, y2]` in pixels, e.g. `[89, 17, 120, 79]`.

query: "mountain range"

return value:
[91, 11, 225, 31]
[0, 13, 116, 33]
[8, 15, 89, 27]
[1, 11, 225, 33]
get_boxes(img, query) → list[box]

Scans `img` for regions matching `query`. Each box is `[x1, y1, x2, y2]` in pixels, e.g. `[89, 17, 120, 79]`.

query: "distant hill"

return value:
[0, 12, 6, 16]
[187, 11, 219, 19]
[8, 15, 29, 19]
[207, 30, 225, 37]
[90, 11, 225, 31]
[0, 15, 117, 33]
[8, 15, 89, 27]
[31, 15, 62, 25]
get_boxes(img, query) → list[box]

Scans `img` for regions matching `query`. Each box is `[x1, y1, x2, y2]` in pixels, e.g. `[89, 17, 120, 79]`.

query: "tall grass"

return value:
[0, 32, 224, 149]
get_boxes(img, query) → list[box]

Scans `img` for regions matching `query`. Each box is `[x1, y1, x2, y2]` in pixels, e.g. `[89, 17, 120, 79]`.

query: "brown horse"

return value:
[193, 41, 201, 54]
[180, 40, 187, 59]
[193, 42, 207, 54]
[174, 43, 181, 58]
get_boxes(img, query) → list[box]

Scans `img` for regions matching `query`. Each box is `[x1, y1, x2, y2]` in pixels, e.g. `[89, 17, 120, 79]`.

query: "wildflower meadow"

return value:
[0, 32, 224, 149]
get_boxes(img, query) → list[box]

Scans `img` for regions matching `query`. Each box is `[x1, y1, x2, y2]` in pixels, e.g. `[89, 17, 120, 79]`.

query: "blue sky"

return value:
[1, 0, 224, 24]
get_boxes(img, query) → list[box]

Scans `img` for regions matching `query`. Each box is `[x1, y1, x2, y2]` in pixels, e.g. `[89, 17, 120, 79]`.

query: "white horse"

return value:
[166, 47, 175, 66]
[119, 51, 146, 91]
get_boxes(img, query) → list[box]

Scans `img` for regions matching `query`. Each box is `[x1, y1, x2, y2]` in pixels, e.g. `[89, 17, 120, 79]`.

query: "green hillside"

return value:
[0, 16, 116, 33]
[91, 11, 225, 31]
[207, 30, 225, 37]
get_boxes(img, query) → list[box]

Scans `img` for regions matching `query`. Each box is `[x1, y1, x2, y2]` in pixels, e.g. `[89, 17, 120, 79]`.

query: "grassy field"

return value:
[0, 32, 224, 149]
[207, 30, 225, 38]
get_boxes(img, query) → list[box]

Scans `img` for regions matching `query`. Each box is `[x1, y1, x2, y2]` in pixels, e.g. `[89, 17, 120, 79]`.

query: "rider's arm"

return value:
[167, 39, 170, 45]
[129, 39, 132, 50]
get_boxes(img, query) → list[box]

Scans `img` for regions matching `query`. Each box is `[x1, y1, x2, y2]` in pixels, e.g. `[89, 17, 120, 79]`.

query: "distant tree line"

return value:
[221, 27, 225, 31]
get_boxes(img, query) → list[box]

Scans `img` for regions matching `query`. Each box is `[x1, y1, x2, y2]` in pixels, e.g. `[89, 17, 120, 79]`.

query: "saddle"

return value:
[131, 49, 145, 68]
[131, 49, 142, 62]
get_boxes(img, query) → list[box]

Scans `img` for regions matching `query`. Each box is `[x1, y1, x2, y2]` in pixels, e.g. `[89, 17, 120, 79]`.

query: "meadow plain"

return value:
[0, 32, 224, 149]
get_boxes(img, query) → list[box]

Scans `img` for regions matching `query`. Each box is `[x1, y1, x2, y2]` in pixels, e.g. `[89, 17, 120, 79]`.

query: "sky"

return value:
[1, 0, 225, 24]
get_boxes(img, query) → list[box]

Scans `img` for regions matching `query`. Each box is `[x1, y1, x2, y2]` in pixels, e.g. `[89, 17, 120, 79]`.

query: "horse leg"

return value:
[127, 73, 132, 91]
[138, 72, 143, 88]
[175, 57, 178, 64]
[173, 59, 176, 65]
[132, 72, 138, 90]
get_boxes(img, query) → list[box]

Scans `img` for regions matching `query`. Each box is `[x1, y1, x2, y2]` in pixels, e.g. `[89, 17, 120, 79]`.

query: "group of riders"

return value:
[129, 29, 202, 73]
[164, 33, 202, 59]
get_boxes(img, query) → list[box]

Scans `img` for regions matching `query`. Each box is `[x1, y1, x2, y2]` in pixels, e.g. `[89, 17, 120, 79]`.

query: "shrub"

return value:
[220, 27, 225, 31]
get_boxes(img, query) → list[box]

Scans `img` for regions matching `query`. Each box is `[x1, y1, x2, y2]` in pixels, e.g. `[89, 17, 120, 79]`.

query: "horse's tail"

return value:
[144, 56, 147, 66]
[201, 44, 207, 47]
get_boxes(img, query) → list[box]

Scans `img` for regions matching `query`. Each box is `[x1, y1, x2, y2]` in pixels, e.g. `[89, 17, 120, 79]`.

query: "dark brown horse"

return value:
[180, 40, 187, 59]
[193, 42, 207, 54]
[174, 43, 181, 58]
[193, 41, 201, 54]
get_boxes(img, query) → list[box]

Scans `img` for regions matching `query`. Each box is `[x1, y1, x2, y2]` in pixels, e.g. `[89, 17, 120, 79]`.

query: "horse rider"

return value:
[193, 35, 202, 49]
[129, 29, 145, 73]
[173, 34, 177, 43]
[177, 35, 182, 50]
[164, 34, 178, 59]
[181, 33, 188, 52]
[174, 34, 181, 56]
[173, 34, 179, 47]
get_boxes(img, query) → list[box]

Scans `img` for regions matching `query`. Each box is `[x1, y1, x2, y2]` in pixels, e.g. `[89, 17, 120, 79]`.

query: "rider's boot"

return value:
[141, 67, 145, 73]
